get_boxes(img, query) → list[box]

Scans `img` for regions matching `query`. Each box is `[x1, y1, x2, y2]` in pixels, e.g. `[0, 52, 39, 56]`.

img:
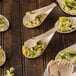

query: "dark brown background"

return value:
[0, 0, 76, 76]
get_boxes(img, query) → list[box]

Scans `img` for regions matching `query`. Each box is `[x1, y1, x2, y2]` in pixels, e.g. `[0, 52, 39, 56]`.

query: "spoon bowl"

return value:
[0, 15, 9, 32]
[23, 3, 57, 28]
[57, 0, 76, 15]
[23, 33, 55, 59]
[55, 17, 76, 33]
[22, 25, 58, 58]
[0, 46, 6, 66]
[23, 32, 55, 59]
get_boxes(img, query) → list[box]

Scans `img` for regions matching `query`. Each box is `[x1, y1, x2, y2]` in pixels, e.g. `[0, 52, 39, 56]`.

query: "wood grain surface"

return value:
[0, 0, 76, 76]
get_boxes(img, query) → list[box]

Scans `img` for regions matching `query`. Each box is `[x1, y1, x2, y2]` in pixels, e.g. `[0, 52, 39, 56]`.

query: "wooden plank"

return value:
[0, 1, 3, 76]
[0, 0, 75, 76]
[37, 0, 53, 72]
[2, 0, 22, 76]
[63, 32, 76, 48]
[21, 0, 46, 76]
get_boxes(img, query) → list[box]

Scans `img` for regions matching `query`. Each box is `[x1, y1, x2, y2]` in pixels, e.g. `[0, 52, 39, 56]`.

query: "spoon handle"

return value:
[34, 3, 57, 16]
[34, 3, 57, 13]
[35, 26, 57, 41]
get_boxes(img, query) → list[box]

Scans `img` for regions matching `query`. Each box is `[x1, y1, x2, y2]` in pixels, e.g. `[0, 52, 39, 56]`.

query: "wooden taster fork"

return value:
[47, 60, 74, 76]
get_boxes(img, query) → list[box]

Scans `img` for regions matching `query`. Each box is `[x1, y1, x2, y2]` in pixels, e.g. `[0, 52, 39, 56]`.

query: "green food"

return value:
[0, 47, 5, 66]
[5, 67, 15, 76]
[22, 40, 46, 58]
[57, 16, 76, 33]
[55, 48, 76, 64]
[60, 0, 76, 15]
[65, 0, 75, 8]
[0, 16, 8, 32]
[24, 12, 46, 27]
[0, 17, 5, 24]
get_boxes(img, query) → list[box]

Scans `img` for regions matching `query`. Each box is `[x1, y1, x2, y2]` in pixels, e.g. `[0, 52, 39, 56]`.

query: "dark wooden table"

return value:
[0, 0, 76, 76]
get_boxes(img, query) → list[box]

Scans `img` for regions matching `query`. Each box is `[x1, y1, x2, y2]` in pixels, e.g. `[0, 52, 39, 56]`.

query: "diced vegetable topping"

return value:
[5, 67, 15, 76]
[57, 16, 76, 33]
[60, 0, 76, 15]
[0, 46, 5, 66]
[0, 15, 9, 32]
[24, 12, 46, 27]
[22, 40, 46, 58]
[55, 48, 76, 64]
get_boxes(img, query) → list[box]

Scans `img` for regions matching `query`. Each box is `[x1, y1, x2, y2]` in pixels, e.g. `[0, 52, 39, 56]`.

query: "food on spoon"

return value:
[24, 12, 47, 27]
[25, 11, 36, 15]
[55, 48, 76, 64]
[47, 60, 74, 76]
[0, 15, 9, 32]
[0, 46, 6, 66]
[5, 67, 15, 76]
[56, 16, 76, 33]
[60, 0, 76, 15]
[22, 40, 47, 58]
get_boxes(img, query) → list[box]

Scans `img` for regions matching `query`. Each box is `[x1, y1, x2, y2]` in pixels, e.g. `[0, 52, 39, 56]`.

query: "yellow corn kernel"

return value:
[22, 46, 29, 56]
[25, 12, 30, 15]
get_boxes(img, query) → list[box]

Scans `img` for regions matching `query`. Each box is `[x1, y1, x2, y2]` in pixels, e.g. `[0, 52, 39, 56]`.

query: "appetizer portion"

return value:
[55, 48, 76, 64]
[56, 16, 76, 33]
[5, 67, 15, 76]
[60, 0, 76, 15]
[0, 15, 9, 32]
[23, 12, 47, 28]
[0, 46, 6, 66]
[22, 40, 47, 58]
